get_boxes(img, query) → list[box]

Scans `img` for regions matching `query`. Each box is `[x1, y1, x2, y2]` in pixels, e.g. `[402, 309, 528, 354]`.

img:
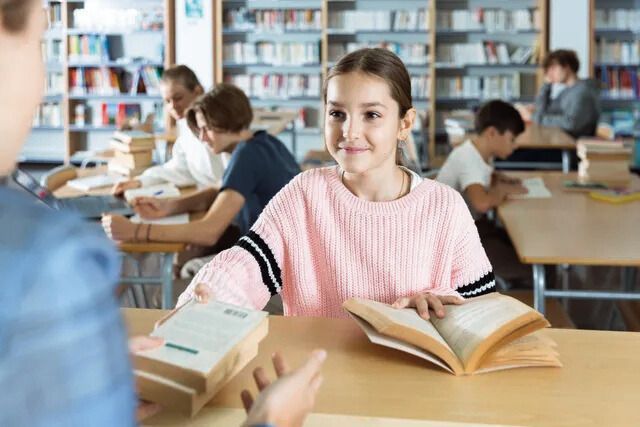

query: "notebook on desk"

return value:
[12, 168, 133, 219]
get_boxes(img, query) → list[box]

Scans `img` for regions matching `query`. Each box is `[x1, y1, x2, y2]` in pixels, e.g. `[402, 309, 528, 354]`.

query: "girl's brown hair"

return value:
[323, 47, 413, 118]
[186, 83, 253, 134]
[1, 0, 35, 33]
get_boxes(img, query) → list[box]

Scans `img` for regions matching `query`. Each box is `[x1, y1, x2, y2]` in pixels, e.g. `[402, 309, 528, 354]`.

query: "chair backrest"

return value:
[40, 165, 78, 191]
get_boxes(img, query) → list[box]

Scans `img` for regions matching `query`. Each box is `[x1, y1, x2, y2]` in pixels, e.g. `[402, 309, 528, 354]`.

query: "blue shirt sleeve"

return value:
[0, 196, 136, 426]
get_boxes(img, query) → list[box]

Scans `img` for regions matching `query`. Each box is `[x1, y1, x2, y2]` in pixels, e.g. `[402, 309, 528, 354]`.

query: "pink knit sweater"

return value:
[177, 166, 495, 318]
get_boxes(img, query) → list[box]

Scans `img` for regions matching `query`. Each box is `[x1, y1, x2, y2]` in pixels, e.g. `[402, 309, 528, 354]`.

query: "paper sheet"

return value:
[124, 183, 181, 203]
[509, 177, 552, 199]
[130, 213, 189, 225]
[67, 174, 123, 191]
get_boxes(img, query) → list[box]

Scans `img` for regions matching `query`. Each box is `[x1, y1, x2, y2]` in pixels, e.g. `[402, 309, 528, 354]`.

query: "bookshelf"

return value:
[590, 0, 640, 145]
[26, 1, 552, 168]
[431, 0, 548, 165]
[22, 0, 173, 165]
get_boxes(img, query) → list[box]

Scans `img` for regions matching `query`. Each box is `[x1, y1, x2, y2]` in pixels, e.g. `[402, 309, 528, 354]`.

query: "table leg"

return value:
[161, 252, 174, 309]
[562, 150, 570, 173]
[533, 264, 546, 314]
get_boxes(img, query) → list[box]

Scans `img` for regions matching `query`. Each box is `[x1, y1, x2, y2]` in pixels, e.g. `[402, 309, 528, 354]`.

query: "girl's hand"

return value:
[392, 293, 465, 320]
[132, 196, 173, 219]
[101, 214, 137, 242]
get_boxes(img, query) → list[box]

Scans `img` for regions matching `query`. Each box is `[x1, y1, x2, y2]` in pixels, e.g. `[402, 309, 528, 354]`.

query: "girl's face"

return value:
[324, 71, 414, 176]
[0, 1, 45, 175]
[161, 81, 202, 121]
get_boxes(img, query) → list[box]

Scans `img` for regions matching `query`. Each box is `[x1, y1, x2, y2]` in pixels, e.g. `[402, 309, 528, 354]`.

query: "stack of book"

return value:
[108, 130, 155, 177]
[135, 300, 269, 416]
[577, 139, 632, 187]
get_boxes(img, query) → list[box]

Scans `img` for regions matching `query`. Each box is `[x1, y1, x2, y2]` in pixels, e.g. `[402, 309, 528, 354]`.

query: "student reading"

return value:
[102, 84, 301, 251]
[180, 48, 496, 319]
[0, 0, 324, 425]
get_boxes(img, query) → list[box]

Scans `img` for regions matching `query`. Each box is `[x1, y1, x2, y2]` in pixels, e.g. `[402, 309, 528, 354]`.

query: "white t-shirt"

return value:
[402, 166, 423, 191]
[436, 139, 493, 193]
[138, 119, 225, 188]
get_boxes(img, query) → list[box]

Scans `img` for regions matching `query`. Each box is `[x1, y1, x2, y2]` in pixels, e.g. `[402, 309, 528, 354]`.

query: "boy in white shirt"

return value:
[437, 100, 528, 218]
[112, 65, 225, 194]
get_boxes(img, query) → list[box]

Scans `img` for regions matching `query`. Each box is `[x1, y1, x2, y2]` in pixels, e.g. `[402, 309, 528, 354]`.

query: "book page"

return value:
[350, 315, 453, 374]
[145, 299, 268, 374]
[508, 177, 552, 199]
[474, 332, 562, 374]
[343, 298, 462, 374]
[430, 293, 545, 371]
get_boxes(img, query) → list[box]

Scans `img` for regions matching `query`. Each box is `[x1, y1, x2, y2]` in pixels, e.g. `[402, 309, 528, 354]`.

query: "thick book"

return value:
[343, 293, 561, 376]
[113, 148, 153, 169]
[134, 300, 269, 416]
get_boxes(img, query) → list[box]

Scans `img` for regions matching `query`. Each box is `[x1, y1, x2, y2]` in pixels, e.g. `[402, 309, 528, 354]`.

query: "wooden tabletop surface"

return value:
[515, 124, 576, 150]
[497, 171, 640, 266]
[125, 309, 640, 427]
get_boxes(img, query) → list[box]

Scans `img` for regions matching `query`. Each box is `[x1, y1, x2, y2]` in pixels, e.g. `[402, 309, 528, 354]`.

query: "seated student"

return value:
[178, 48, 496, 320]
[518, 49, 600, 138]
[437, 100, 528, 217]
[112, 65, 224, 195]
[102, 84, 301, 251]
[0, 3, 324, 424]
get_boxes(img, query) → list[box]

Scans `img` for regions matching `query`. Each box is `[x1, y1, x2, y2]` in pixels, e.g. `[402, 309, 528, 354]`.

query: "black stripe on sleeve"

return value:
[457, 271, 496, 298]
[235, 231, 282, 296]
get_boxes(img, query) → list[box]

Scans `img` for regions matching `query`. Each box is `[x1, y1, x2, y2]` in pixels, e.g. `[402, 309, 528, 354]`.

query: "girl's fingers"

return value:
[426, 294, 446, 318]
[392, 296, 410, 309]
[415, 296, 430, 320]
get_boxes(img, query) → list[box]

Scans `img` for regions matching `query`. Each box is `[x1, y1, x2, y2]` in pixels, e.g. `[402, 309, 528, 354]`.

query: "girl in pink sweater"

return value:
[178, 48, 495, 319]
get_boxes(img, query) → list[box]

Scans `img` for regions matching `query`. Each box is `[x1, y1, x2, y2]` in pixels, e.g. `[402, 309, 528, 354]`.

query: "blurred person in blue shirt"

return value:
[0, 2, 324, 426]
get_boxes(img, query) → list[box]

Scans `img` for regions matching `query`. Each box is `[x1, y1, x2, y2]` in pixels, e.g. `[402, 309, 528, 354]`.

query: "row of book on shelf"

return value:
[72, 6, 164, 32]
[33, 103, 62, 128]
[67, 34, 163, 65]
[42, 38, 63, 63]
[594, 9, 640, 31]
[436, 42, 536, 65]
[436, 8, 540, 32]
[69, 66, 162, 96]
[329, 43, 429, 66]
[327, 9, 429, 32]
[595, 40, 640, 65]
[71, 102, 162, 129]
[45, 73, 64, 95]
[224, 8, 322, 32]
[595, 66, 640, 99]
[224, 73, 430, 101]
[436, 73, 537, 100]
[225, 74, 321, 100]
[223, 42, 320, 66]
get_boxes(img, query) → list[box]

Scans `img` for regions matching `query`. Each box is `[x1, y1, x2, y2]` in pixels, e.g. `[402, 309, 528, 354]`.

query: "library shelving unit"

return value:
[22, 1, 66, 163]
[432, 0, 548, 165]
[590, 0, 640, 141]
[22, 0, 173, 165]
[217, 0, 325, 143]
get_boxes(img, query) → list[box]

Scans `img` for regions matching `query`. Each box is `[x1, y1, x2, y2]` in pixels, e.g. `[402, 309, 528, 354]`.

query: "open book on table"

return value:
[134, 300, 269, 416]
[343, 292, 561, 376]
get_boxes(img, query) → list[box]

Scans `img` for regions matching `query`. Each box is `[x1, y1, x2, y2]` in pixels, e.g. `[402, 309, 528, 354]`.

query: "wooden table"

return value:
[513, 124, 576, 173]
[497, 171, 640, 314]
[124, 309, 640, 427]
